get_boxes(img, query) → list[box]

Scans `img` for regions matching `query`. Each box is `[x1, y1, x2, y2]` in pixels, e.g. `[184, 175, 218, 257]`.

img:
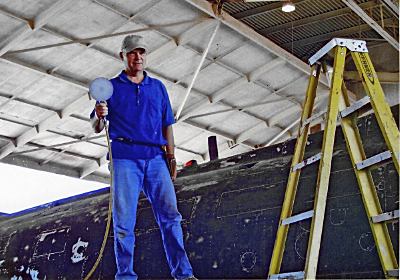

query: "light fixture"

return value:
[282, 0, 295, 13]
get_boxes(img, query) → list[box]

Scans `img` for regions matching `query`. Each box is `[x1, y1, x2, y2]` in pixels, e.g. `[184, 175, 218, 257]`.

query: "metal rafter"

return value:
[0, 17, 213, 162]
[1, 148, 109, 184]
[0, 134, 100, 163]
[2, 3, 304, 157]
[184, 119, 255, 149]
[183, 0, 331, 89]
[178, 57, 288, 122]
[342, 0, 399, 50]
[380, 0, 399, 17]
[0, 0, 74, 56]
[0, 0, 338, 173]
[283, 18, 394, 49]
[258, 0, 378, 36]
[0, 53, 254, 169]
[233, 0, 307, 20]
[175, 21, 221, 119]
[0, 94, 203, 162]
[88, 1, 300, 113]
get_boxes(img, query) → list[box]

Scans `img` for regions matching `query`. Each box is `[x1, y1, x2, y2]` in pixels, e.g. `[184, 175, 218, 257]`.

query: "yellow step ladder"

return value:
[268, 38, 399, 279]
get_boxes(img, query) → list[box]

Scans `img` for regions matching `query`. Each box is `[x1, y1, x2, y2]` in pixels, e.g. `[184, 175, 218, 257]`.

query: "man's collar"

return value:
[118, 70, 150, 85]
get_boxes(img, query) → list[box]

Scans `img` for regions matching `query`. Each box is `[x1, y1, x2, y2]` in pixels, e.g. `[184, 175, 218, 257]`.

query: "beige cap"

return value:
[121, 35, 147, 53]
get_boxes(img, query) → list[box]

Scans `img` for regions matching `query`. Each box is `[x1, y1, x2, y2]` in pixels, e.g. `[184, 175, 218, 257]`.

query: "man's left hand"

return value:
[166, 154, 177, 181]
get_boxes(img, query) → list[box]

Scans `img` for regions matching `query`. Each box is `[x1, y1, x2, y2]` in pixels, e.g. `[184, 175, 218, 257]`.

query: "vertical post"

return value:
[339, 84, 398, 276]
[351, 51, 400, 173]
[304, 46, 347, 279]
[208, 135, 219, 160]
[268, 63, 321, 277]
[175, 21, 220, 120]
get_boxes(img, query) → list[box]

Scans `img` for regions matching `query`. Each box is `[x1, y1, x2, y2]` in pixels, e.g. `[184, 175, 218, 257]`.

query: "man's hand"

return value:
[166, 154, 177, 181]
[95, 103, 108, 119]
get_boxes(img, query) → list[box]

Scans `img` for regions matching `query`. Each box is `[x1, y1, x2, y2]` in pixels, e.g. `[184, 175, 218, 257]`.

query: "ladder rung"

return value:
[301, 111, 326, 130]
[340, 96, 370, 118]
[371, 210, 399, 223]
[282, 210, 314, 226]
[270, 271, 304, 279]
[387, 269, 399, 277]
[355, 150, 392, 170]
[292, 153, 322, 172]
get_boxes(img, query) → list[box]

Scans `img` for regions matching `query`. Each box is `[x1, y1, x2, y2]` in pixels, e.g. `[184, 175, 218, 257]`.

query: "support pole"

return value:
[175, 21, 220, 120]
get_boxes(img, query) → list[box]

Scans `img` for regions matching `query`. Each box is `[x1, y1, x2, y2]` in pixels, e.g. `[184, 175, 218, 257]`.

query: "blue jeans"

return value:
[112, 155, 193, 280]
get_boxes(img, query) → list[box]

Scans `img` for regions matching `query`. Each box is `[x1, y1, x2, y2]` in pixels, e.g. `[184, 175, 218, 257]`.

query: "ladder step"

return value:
[371, 210, 399, 223]
[270, 271, 304, 279]
[301, 110, 326, 130]
[355, 150, 392, 170]
[282, 210, 314, 226]
[340, 96, 370, 118]
[292, 153, 322, 172]
[387, 269, 399, 277]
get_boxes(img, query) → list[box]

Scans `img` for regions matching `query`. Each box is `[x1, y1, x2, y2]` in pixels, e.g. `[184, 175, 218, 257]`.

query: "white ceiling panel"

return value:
[0, 0, 375, 183]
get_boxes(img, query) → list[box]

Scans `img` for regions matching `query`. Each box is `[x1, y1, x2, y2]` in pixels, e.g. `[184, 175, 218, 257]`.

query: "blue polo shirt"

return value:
[91, 71, 175, 159]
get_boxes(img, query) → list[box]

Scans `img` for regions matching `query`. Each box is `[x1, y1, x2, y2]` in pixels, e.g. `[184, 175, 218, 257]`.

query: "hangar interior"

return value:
[0, 0, 398, 279]
[0, 0, 398, 182]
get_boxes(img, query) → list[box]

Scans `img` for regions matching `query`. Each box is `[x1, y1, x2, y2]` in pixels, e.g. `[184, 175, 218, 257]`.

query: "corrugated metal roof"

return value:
[223, 0, 398, 61]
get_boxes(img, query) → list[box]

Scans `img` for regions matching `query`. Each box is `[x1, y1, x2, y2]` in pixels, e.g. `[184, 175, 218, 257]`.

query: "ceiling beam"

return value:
[174, 38, 248, 84]
[233, 0, 306, 20]
[0, 0, 73, 56]
[344, 71, 400, 84]
[187, 76, 305, 120]
[0, 27, 258, 168]
[268, 105, 301, 127]
[0, 94, 203, 164]
[380, 0, 399, 17]
[80, 154, 108, 179]
[258, 0, 378, 36]
[1, 153, 109, 184]
[176, 21, 221, 119]
[284, 18, 394, 49]
[148, 19, 216, 65]
[341, 0, 399, 50]
[234, 122, 269, 144]
[0, 134, 101, 163]
[263, 118, 299, 147]
[1, 5, 306, 163]
[183, 0, 330, 89]
[184, 119, 254, 149]
[178, 57, 286, 122]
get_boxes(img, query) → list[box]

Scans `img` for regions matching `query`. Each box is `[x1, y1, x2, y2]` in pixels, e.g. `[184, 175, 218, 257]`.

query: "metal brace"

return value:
[309, 38, 368, 66]
[340, 96, 370, 118]
[282, 210, 314, 226]
[355, 150, 392, 170]
[371, 210, 399, 223]
[292, 153, 322, 172]
[270, 271, 305, 279]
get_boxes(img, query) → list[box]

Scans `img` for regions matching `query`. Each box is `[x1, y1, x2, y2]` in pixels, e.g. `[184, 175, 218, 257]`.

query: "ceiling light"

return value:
[282, 1, 295, 13]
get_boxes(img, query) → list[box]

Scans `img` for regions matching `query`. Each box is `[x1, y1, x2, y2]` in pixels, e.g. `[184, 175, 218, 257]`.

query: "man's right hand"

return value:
[95, 103, 108, 119]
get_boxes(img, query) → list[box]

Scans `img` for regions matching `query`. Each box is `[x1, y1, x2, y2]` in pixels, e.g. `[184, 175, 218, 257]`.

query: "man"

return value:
[91, 35, 196, 280]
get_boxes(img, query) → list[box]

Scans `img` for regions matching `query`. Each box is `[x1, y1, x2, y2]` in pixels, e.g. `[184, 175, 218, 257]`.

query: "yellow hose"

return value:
[83, 120, 113, 280]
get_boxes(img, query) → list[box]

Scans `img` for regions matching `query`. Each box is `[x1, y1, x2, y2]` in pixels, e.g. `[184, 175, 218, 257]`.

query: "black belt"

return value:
[114, 137, 162, 147]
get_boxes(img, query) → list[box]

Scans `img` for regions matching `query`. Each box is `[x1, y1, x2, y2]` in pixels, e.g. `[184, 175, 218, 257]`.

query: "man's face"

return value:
[121, 48, 146, 73]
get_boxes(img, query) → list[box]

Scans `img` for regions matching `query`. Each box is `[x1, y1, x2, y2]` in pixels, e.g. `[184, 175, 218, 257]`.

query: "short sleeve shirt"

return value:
[91, 71, 175, 159]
